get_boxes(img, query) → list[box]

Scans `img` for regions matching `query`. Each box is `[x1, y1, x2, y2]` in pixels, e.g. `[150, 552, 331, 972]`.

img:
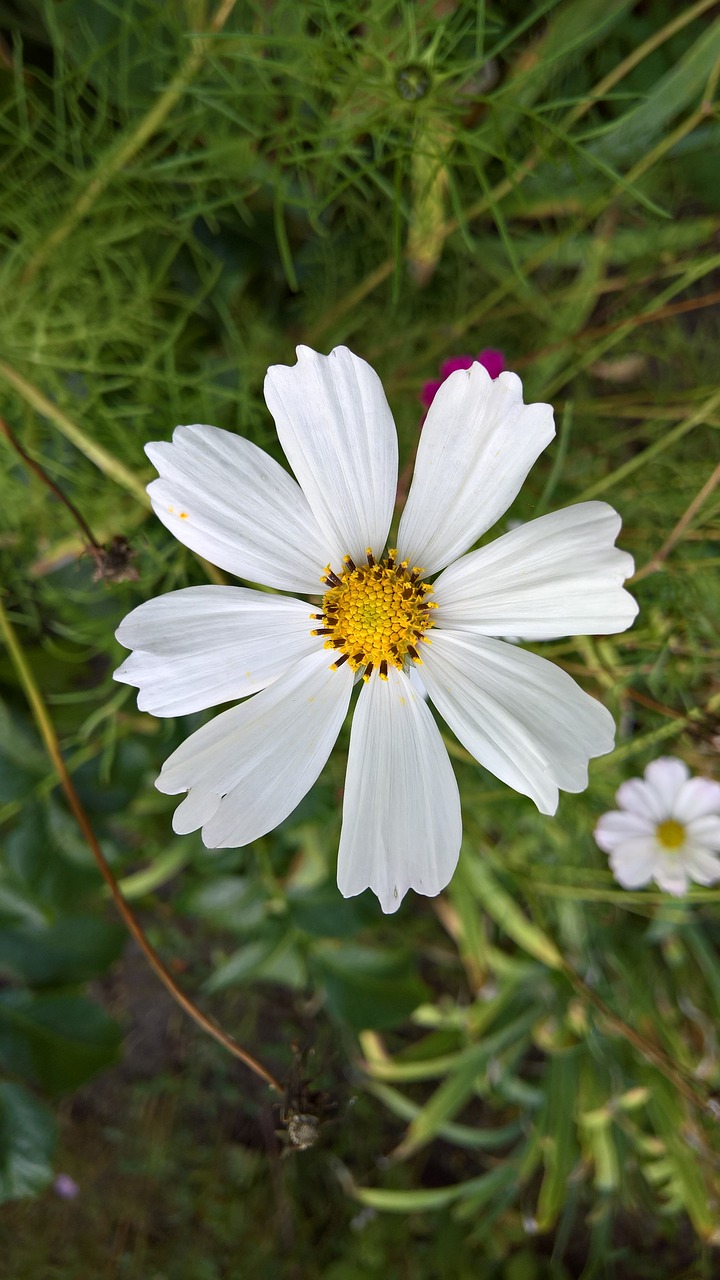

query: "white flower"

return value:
[594, 757, 720, 895]
[115, 346, 638, 913]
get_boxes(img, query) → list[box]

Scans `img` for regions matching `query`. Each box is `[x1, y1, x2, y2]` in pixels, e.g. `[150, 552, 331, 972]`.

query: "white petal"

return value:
[432, 502, 637, 640]
[643, 757, 690, 805]
[614, 778, 668, 824]
[114, 586, 321, 715]
[420, 630, 615, 815]
[674, 776, 720, 823]
[397, 366, 555, 575]
[652, 854, 689, 897]
[683, 846, 720, 886]
[405, 664, 428, 700]
[614, 758, 689, 823]
[593, 809, 655, 852]
[685, 815, 720, 851]
[608, 837, 660, 888]
[155, 650, 353, 847]
[337, 667, 461, 914]
[264, 346, 398, 564]
[146, 424, 331, 591]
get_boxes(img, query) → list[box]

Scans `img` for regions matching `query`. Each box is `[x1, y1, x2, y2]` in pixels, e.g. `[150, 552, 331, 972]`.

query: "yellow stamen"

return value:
[318, 549, 435, 680]
[656, 818, 685, 851]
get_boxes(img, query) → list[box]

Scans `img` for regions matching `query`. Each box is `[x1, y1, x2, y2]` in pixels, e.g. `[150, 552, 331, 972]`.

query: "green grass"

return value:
[0, 0, 719, 1274]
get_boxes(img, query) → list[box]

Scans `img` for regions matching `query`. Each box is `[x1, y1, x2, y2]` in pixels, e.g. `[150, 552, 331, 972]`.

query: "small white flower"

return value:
[594, 757, 720, 895]
[115, 346, 638, 913]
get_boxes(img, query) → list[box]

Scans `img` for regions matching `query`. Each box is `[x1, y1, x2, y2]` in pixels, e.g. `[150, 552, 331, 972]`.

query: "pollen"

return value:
[313, 548, 436, 680]
[656, 818, 686, 851]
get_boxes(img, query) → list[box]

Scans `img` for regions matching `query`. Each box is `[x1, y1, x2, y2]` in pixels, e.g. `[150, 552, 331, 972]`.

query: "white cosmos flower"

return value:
[594, 757, 720, 896]
[115, 345, 638, 914]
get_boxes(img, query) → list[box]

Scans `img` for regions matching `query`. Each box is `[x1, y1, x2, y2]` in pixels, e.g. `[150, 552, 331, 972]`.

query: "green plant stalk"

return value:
[0, 594, 282, 1095]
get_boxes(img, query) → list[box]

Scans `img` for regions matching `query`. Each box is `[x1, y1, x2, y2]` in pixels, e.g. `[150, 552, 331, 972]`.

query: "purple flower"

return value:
[421, 349, 505, 409]
[53, 1173, 80, 1200]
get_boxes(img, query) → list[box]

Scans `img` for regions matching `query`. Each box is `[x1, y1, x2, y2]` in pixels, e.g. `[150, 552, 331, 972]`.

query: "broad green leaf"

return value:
[0, 991, 122, 1094]
[0, 1083, 55, 1204]
[0, 755, 36, 804]
[312, 944, 429, 1030]
[0, 915, 125, 987]
[286, 884, 366, 938]
[183, 875, 269, 933]
[5, 801, 97, 911]
[204, 934, 288, 993]
[0, 881, 47, 930]
[0, 696, 46, 777]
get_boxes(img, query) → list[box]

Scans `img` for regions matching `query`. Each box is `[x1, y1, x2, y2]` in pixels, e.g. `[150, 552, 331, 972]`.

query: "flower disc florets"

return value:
[656, 819, 685, 850]
[312, 548, 436, 680]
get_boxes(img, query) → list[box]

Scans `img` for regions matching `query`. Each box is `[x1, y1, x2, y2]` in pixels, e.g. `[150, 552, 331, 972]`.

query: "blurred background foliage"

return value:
[0, 0, 719, 1275]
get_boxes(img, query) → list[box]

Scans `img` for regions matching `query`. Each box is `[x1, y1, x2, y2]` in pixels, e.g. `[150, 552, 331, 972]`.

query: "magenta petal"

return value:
[439, 355, 475, 379]
[477, 348, 505, 379]
[421, 347, 506, 409]
[420, 378, 443, 408]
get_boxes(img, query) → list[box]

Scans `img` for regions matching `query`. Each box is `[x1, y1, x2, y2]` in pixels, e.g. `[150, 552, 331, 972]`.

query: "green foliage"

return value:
[0, 0, 719, 1273]
[0, 991, 121, 1094]
[0, 1083, 55, 1205]
[0, 916, 125, 987]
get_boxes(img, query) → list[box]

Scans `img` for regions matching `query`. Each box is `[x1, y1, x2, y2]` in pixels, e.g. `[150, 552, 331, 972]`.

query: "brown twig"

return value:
[0, 415, 100, 549]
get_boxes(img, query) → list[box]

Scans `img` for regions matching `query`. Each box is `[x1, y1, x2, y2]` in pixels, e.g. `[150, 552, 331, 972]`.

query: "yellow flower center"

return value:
[312, 549, 436, 680]
[656, 819, 686, 851]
